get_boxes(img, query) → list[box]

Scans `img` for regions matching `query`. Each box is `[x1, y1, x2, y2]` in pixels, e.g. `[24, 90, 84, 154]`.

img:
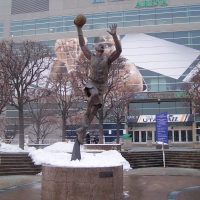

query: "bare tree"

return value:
[0, 69, 11, 114]
[97, 56, 129, 143]
[0, 116, 17, 143]
[24, 88, 59, 144]
[0, 40, 54, 149]
[106, 84, 138, 144]
[49, 71, 84, 141]
[182, 60, 200, 115]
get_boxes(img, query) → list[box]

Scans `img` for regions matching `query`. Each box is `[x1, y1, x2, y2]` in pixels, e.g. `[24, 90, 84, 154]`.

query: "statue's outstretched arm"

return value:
[76, 26, 91, 60]
[107, 24, 122, 65]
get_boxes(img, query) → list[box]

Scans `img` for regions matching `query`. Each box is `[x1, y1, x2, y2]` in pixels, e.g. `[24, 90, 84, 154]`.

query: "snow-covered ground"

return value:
[0, 141, 131, 170]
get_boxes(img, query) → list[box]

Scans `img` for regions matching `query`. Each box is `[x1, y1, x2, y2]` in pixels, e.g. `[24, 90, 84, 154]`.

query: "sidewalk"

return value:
[0, 167, 200, 200]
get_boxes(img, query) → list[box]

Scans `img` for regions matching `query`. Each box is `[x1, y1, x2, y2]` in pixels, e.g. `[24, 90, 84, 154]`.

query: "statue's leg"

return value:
[76, 126, 87, 145]
[76, 88, 99, 144]
[76, 106, 99, 145]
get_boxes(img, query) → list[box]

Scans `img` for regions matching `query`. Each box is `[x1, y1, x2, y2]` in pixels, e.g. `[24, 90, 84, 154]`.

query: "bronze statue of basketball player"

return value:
[75, 23, 122, 144]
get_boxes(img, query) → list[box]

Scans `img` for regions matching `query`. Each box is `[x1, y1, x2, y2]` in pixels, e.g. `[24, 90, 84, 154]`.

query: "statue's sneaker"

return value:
[76, 126, 86, 144]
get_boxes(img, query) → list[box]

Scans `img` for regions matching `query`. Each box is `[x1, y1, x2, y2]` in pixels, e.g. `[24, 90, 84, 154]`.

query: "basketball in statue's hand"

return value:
[74, 14, 87, 27]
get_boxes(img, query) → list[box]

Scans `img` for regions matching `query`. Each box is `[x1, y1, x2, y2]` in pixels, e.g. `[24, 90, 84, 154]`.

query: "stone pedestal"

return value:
[41, 165, 123, 200]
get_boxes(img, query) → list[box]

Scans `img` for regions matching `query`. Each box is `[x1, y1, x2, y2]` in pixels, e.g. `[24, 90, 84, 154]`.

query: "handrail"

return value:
[162, 138, 165, 168]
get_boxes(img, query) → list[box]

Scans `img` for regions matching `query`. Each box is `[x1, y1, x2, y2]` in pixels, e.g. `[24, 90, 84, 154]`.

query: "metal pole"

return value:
[162, 138, 165, 168]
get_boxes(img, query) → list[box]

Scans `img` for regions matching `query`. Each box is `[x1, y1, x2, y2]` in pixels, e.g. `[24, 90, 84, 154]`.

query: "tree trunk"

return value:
[62, 111, 66, 142]
[116, 120, 121, 144]
[18, 104, 25, 149]
[98, 109, 104, 144]
[36, 121, 40, 144]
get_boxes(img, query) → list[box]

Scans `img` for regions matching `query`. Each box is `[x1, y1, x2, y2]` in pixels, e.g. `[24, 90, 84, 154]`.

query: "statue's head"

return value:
[94, 43, 104, 53]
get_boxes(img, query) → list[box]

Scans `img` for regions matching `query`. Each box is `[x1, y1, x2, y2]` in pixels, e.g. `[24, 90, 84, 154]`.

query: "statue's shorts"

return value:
[84, 80, 104, 108]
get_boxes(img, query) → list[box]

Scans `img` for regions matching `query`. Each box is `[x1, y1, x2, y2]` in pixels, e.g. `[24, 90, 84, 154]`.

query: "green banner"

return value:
[136, 0, 168, 8]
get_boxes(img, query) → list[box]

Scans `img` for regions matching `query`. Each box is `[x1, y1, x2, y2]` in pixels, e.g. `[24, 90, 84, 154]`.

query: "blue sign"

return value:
[93, 0, 104, 3]
[156, 112, 168, 144]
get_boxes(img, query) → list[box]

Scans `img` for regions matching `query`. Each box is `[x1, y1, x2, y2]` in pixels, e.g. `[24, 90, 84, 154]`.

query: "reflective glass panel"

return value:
[160, 102, 176, 114]
[174, 130, 179, 141]
[10, 21, 22, 36]
[93, 13, 107, 29]
[187, 130, 192, 142]
[23, 20, 35, 35]
[191, 30, 200, 49]
[181, 130, 186, 141]
[134, 131, 139, 142]
[168, 130, 173, 140]
[140, 9, 156, 26]
[36, 18, 49, 34]
[108, 11, 123, 27]
[175, 102, 190, 114]
[49, 17, 62, 33]
[172, 6, 189, 23]
[124, 10, 139, 27]
[156, 7, 172, 25]
[63, 16, 75, 32]
[141, 131, 146, 142]
[142, 102, 159, 115]
[189, 5, 200, 22]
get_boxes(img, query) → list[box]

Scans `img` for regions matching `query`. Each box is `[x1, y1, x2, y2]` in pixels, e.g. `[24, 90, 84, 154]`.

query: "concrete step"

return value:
[0, 153, 42, 176]
[0, 170, 41, 176]
[121, 151, 200, 169]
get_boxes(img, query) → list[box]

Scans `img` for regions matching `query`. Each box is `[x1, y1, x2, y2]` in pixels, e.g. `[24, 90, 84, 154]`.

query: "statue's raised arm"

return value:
[75, 25, 91, 60]
[107, 24, 122, 65]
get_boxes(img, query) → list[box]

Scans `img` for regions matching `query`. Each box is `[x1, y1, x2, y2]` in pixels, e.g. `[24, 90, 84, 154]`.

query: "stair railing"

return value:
[162, 138, 165, 168]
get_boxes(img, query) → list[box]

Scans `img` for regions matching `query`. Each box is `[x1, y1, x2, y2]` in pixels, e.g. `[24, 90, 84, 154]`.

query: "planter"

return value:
[147, 140, 152, 147]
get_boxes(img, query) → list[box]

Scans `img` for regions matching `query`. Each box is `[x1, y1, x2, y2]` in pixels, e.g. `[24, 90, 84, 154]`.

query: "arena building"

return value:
[0, 0, 200, 146]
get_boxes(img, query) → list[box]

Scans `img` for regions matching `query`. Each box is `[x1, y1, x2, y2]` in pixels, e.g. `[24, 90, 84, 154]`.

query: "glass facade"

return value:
[39, 27, 200, 93]
[10, 4, 200, 37]
[129, 101, 190, 116]
[0, 22, 3, 38]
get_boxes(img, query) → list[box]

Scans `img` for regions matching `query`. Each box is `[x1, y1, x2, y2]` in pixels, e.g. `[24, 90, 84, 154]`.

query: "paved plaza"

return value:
[0, 167, 200, 200]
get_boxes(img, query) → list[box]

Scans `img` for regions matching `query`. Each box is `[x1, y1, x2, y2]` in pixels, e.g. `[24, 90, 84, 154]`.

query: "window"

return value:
[181, 130, 186, 142]
[93, 13, 107, 29]
[140, 9, 156, 26]
[168, 130, 172, 140]
[108, 11, 123, 27]
[175, 102, 190, 114]
[191, 30, 200, 50]
[134, 131, 139, 142]
[160, 102, 175, 114]
[49, 17, 63, 33]
[156, 7, 172, 25]
[0, 23, 3, 38]
[187, 130, 192, 142]
[189, 5, 200, 22]
[141, 131, 146, 142]
[36, 18, 49, 34]
[147, 131, 152, 140]
[174, 130, 179, 142]
[143, 102, 159, 115]
[173, 31, 190, 45]
[172, 6, 189, 23]
[10, 21, 22, 36]
[63, 16, 75, 32]
[23, 20, 35, 36]
[124, 10, 139, 27]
